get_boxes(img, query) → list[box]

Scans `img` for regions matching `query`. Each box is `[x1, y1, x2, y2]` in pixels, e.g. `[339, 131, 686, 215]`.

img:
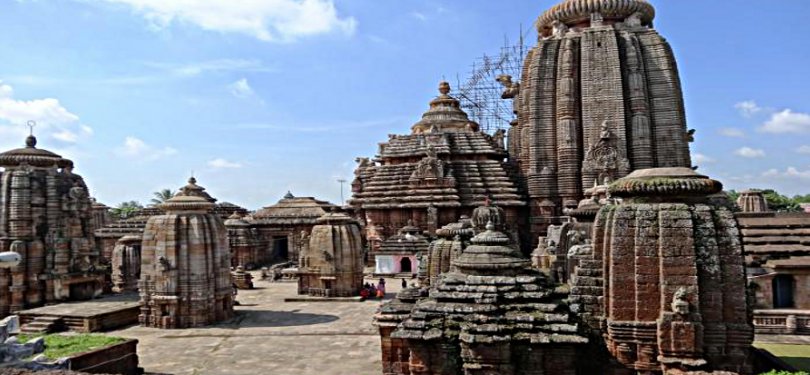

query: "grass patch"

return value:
[18, 334, 126, 360]
[756, 343, 810, 372]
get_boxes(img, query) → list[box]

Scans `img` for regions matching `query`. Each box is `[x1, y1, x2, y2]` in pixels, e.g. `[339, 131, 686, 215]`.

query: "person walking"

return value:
[401, 278, 407, 289]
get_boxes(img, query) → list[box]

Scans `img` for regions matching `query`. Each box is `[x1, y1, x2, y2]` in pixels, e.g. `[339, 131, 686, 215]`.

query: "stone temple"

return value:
[509, 0, 694, 239]
[0, 134, 105, 316]
[570, 168, 753, 374]
[351, 81, 525, 245]
[138, 177, 234, 329]
[297, 210, 364, 297]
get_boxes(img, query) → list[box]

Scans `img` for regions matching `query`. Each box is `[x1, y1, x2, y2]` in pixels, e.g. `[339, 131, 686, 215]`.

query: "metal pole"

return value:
[337, 179, 347, 206]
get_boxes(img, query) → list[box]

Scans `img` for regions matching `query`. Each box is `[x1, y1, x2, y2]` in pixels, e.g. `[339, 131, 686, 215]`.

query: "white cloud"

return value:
[116, 136, 177, 160]
[146, 59, 271, 77]
[797, 145, 810, 155]
[760, 109, 810, 134]
[52, 130, 79, 143]
[410, 12, 427, 21]
[0, 82, 91, 147]
[734, 147, 765, 158]
[762, 168, 779, 178]
[90, 0, 356, 42]
[228, 78, 254, 98]
[735, 100, 762, 117]
[718, 127, 745, 138]
[208, 158, 243, 169]
[693, 153, 715, 164]
[762, 167, 810, 180]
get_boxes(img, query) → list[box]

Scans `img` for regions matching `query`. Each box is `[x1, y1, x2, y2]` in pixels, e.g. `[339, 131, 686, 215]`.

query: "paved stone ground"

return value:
[105, 275, 408, 375]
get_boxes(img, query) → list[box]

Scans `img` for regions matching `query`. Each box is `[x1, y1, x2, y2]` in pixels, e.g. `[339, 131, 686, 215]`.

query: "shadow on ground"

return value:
[216, 309, 340, 329]
[780, 357, 810, 371]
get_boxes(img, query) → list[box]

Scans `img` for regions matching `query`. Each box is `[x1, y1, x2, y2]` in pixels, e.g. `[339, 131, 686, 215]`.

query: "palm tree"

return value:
[150, 189, 174, 206]
[110, 201, 143, 220]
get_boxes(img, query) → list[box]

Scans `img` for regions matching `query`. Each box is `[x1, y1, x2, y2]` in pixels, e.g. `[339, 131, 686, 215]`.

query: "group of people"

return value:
[360, 279, 385, 299]
[359, 278, 412, 300]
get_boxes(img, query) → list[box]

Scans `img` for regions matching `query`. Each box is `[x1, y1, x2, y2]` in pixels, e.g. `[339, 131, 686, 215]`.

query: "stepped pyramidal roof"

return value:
[351, 81, 525, 210]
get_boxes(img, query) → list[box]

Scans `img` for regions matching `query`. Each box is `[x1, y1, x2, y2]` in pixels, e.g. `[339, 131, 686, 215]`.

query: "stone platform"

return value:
[96, 274, 403, 375]
[18, 293, 140, 333]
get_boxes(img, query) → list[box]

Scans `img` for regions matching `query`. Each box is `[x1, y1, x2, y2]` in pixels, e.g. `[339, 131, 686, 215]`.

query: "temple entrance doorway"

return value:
[273, 237, 289, 262]
[772, 274, 795, 308]
[400, 257, 412, 273]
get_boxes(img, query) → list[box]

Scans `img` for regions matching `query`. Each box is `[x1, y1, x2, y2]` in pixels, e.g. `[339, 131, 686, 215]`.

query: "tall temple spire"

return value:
[537, 0, 655, 36]
[513, 0, 691, 238]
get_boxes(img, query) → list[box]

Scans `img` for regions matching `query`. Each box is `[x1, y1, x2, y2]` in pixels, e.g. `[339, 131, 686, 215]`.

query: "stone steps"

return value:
[20, 316, 64, 334]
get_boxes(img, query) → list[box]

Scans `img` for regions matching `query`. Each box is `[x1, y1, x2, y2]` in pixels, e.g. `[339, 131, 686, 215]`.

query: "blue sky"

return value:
[0, 0, 808, 209]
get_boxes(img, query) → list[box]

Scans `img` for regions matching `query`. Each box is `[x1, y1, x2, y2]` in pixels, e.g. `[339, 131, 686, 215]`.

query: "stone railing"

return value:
[753, 309, 810, 335]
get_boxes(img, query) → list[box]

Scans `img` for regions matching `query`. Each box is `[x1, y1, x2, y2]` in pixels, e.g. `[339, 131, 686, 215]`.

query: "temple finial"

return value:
[438, 81, 450, 95]
[25, 120, 37, 148]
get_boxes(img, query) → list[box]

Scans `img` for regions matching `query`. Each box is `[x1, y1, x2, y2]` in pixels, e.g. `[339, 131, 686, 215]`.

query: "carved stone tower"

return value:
[510, 0, 693, 236]
[570, 168, 754, 374]
[138, 177, 233, 329]
[298, 210, 364, 297]
[0, 134, 104, 316]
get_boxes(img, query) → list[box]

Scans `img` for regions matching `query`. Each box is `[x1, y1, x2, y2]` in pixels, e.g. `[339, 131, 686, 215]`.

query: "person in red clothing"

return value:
[360, 288, 369, 299]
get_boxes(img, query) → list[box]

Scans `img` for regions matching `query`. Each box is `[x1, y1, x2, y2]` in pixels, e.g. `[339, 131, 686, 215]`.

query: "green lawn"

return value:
[756, 343, 810, 372]
[18, 333, 126, 360]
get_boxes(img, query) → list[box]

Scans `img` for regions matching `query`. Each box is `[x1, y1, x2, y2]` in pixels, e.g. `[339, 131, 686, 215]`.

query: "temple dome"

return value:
[411, 81, 479, 134]
[608, 167, 723, 199]
[537, 0, 655, 33]
[224, 212, 250, 227]
[0, 135, 69, 168]
[452, 221, 530, 276]
[159, 177, 217, 212]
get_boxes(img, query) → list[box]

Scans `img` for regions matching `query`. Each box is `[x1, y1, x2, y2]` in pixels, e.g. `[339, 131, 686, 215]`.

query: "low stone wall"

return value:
[68, 339, 139, 375]
[754, 309, 810, 335]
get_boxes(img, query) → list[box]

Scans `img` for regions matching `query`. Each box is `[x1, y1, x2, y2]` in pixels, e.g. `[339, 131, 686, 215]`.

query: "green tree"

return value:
[149, 189, 174, 206]
[110, 201, 143, 220]
[761, 189, 802, 212]
[793, 194, 810, 204]
[726, 189, 740, 202]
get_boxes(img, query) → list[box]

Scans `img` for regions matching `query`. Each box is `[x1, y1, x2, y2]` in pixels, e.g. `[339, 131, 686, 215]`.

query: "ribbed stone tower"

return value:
[426, 216, 474, 286]
[111, 235, 141, 293]
[224, 212, 266, 269]
[0, 134, 104, 316]
[297, 210, 364, 297]
[138, 177, 233, 329]
[510, 0, 693, 236]
[570, 168, 753, 374]
[736, 189, 769, 213]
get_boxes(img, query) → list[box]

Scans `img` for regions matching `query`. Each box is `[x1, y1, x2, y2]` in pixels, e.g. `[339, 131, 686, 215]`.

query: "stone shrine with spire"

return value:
[297, 209, 364, 297]
[0, 133, 105, 316]
[386, 215, 587, 374]
[351, 81, 526, 249]
[508, 0, 694, 239]
[138, 177, 234, 329]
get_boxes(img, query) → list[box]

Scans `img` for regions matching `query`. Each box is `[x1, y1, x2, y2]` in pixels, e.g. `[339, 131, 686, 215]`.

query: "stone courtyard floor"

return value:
[104, 275, 406, 375]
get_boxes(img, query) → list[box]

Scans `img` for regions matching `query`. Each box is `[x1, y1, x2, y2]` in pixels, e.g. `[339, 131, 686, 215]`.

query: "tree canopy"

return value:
[110, 201, 143, 220]
[150, 189, 174, 206]
[727, 189, 806, 213]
